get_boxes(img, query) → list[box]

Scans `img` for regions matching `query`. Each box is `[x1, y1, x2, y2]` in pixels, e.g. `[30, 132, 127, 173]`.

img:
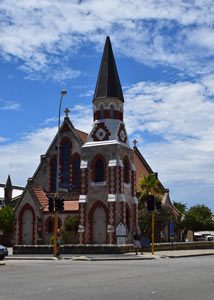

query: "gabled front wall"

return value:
[31, 129, 83, 192]
[15, 190, 40, 245]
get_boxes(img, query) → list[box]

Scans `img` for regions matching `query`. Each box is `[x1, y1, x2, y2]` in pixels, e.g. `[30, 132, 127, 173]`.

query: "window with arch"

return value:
[50, 156, 57, 192]
[123, 156, 130, 184]
[92, 156, 106, 182]
[126, 204, 131, 231]
[95, 159, 105, 182]
[60, 139, 72, 188]
[72, 154, 80, 191]
[110, 104, 115, 118]
[100, 104, 104, 119]
[47, 218, 54, 233]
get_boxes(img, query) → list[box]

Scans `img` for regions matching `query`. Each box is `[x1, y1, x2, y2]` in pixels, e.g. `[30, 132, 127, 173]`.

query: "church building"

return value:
[13, 37, 177, 245]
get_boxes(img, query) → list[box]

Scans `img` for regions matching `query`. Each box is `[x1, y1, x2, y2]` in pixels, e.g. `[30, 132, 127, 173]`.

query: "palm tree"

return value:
[138, 173, 163, 202]
[138, 173, 164, 246]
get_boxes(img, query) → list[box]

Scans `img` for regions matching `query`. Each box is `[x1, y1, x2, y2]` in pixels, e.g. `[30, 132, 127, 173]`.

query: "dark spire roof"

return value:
[93, 36, 124, 102]
[5, 175, 12, 189]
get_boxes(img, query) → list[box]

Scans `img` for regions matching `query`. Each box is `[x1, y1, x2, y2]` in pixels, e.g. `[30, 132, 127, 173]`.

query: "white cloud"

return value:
[0, 0, 213, 80]
[0, 99, 20, 110]
[70, 104, 93, 132]
[0, 137, 7, 143]
[0, 127, 56, 186]
[124, 76, 214, 209]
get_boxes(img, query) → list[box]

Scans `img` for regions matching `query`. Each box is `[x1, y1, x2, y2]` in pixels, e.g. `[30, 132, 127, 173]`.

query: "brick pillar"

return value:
[78, 203, 86, 244]
[107, 202, 115, 244]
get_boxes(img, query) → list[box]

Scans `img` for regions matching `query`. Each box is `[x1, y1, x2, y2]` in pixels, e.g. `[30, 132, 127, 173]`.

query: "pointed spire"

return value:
[93, 36, 124, 102]
[4, 175, 13, 205]
[5, 175, 12, 189]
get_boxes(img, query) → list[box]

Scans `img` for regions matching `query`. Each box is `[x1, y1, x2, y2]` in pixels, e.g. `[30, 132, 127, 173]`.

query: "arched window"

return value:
[60, 139, 72, 189]
[47, 219, 54, 233]
[95, 159, 105, 182]
[50, 156, 57, 192]
[110, 104, 115, 118]
[123, 157, 130, 184]
[72, 154, 80, 191]
[100, 104, 104, 119]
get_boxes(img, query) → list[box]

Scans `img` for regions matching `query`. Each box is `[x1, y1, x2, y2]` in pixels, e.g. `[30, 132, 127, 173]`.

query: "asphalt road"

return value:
[0, 256, 213, 300]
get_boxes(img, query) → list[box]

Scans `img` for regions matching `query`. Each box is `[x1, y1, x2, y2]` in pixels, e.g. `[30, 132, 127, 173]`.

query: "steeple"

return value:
[4, 175, 13, 205]
[93, 36, 124, 102]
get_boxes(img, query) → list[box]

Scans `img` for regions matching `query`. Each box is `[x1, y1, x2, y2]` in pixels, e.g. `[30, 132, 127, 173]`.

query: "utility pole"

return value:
[147, 195, 162, 256]
[152, 210, 155, 256]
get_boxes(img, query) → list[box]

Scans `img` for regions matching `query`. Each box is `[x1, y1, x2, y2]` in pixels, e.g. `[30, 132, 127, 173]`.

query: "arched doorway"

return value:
[22, 209, 33, 245]
[93, 206, 107, 244]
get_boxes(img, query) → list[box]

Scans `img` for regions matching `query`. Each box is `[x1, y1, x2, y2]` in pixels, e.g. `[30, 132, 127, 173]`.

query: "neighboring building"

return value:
[12, 36, 178, 245]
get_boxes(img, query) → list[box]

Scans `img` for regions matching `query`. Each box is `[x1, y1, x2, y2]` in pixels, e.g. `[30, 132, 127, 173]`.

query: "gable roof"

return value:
[30, 117, 88, 181]
[76, 129, 88, 144]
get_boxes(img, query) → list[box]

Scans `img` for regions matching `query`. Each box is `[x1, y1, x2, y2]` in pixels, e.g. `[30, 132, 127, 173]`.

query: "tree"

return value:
[173, 201, 188, 241]
[173, 201, 187, 214]
[0, 206, 15, 246]
[61, 215, 79, 244]
[138, 173, 166, 241]
[185, 205, 214, 232]
[138, 173, 163, 200]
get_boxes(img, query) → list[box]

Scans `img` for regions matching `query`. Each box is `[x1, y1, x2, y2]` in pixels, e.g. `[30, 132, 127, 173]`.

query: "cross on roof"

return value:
[132, 139, 138, 147]
[64, 108, 70, 118]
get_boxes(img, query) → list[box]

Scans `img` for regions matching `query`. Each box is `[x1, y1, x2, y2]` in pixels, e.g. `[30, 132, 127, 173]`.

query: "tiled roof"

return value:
[76, 129, 88, 144]
[33, 188, 49, 209]
[33, 188, 79, 212]
[64, 201, 79, 211]
[43, 200, 79, 212]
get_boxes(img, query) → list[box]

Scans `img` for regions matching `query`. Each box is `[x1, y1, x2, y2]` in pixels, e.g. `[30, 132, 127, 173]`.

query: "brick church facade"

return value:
[13, 37, 178, 245]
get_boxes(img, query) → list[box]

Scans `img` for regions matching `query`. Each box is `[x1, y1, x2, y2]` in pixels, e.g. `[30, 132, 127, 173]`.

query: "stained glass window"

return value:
[73, 157, 80, 191]
[61, 141, 72, 188]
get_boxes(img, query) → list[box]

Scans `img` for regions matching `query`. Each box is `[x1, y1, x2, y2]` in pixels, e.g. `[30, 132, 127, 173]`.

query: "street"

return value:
[0, 256, 213, 300]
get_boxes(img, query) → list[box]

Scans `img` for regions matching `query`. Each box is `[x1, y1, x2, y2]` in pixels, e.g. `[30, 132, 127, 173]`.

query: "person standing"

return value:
[133, 232, 143, 255]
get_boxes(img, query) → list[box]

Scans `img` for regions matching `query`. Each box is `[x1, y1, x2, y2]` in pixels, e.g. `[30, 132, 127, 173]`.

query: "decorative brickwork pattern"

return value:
[91, 122, 111, 141]
[118, 123, 127, 143]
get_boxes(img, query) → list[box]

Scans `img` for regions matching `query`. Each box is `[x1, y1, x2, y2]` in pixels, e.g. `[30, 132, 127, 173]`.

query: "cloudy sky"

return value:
[0, 0, 213, 211]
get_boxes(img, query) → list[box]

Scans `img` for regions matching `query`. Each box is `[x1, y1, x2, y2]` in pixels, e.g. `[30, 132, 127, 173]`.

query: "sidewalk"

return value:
[3, 249, 214, 261]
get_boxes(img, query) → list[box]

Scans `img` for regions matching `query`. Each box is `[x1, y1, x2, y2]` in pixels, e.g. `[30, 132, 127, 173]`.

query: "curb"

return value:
[91, 257, 155, 261]
[164, 253, 214, 259]
[5, 257, 57, 261]
[4, 252, 214, 261]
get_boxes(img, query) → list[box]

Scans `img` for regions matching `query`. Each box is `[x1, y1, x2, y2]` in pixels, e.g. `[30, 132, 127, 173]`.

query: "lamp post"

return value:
[54, 90, 67, 257]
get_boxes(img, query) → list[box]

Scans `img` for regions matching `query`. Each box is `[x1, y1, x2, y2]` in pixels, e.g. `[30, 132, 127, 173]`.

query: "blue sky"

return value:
[0, 0, 213, 211]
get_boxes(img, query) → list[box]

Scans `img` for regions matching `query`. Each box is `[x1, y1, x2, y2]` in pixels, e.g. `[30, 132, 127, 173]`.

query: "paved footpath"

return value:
[2, 249, 214, 262]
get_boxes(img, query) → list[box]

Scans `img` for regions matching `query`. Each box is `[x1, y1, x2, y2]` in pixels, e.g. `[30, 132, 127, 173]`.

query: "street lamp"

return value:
[56, 90, 67, 192]
[54, 90, 67, 257]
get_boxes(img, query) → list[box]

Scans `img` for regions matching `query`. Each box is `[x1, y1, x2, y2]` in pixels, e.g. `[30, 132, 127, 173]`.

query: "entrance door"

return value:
[93, 206, 106, 244]
[22, 209, 33, 245]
